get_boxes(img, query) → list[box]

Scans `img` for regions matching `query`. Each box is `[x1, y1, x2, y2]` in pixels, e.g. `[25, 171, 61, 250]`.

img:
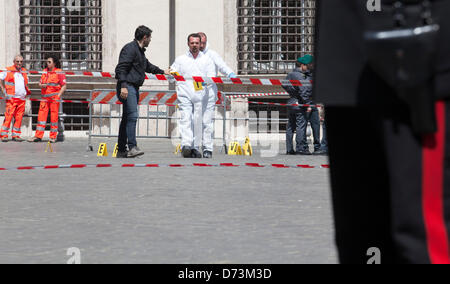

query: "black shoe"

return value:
[313, 149, 328, 156]
[1, 137, 8, 143]
[12, 137, 24, 142]
[27, 137, 42, 143]
[182, 146, 192, 158]
[297, 150, 312, 155]
[127, 147, 144, 158]
[116, 151, 128, 158]
[286, 150, 296, 155]
[203, 150, 213, 159]
[191, 149, 202, 158]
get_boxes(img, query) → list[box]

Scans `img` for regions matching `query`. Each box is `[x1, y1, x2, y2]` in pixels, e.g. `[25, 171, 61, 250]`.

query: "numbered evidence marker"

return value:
[112, 143, 119, 158]
[45, 141, 53, 153]
[242, 137, 253, 156]
[97, 143, 108, 157]
[174, 144, 182, 155]
[228, 141, 243, 156]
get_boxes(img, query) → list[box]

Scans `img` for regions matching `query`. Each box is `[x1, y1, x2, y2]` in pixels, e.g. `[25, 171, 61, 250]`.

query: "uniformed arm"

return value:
[300, 85, 313, 105]
[205, 57, 216, 78]
[115, 44, 135, 89]
[170, 58, 180, 74]
[39, 73, 47, 89]
[209, 50, 234, 77]
[282, 73, 300, 99]
[58, 74, 67, 97]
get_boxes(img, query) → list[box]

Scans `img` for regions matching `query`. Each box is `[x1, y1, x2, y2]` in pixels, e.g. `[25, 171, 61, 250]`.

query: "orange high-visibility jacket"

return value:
[4, 66, 31, 99]
[41, 68, 64, 98]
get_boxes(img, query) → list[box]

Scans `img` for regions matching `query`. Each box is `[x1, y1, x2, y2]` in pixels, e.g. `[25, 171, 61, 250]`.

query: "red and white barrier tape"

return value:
[1, 92, 319, 108]
[1, 69, 312, 87]
[246, 101, 323, 108]
[0, 163, 330, 172]
[227, 92, 288, 99]
[0, 91, 226, 106]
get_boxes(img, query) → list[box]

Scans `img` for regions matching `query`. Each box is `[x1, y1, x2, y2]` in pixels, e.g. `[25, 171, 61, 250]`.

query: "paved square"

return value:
[0, 138, 336, 264]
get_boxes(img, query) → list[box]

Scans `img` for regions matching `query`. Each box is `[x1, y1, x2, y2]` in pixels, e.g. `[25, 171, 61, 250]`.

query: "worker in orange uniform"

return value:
[28, 55, 66, 143]
[0, 55, 31, 142]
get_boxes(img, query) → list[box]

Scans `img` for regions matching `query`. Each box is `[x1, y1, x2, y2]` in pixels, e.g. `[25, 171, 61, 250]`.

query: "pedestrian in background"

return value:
[0, 55, 31, 142]
[198, 32, 236, 158]
[114, 25, 170, 158]
[283, 55, 320, 155]
[28, 55, 66, 143]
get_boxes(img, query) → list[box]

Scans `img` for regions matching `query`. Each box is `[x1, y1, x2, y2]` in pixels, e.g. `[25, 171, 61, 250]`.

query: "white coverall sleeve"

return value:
[204, 57, 217, 78]
[170, 58, 180, 73]
[209, 50, 234, 77]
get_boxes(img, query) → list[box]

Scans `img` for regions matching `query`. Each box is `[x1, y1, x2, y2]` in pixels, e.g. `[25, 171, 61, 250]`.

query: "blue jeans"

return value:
[117, 84, 139, 152]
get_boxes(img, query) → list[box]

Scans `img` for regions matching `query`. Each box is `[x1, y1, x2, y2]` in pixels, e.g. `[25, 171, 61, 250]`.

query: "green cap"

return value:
[297, 54, 314, 65]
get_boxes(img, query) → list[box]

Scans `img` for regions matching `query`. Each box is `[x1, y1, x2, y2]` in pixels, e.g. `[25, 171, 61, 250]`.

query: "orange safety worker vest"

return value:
[41, 68, 64, 98]
[4, 66, 31, 100]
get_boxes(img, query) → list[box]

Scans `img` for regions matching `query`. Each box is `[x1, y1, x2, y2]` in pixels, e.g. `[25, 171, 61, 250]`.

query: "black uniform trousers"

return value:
[286, 107, 321, 153]
[326, 100, 450, 264]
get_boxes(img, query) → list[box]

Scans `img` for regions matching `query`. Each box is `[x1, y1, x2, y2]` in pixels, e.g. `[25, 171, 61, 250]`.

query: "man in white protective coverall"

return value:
[198, 32, 237, 158]
[171, 33, 215, 158]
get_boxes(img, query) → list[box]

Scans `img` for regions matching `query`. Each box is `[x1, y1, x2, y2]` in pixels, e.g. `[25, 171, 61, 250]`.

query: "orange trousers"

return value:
[1, 98, 26, 138]
[35, 96, 60, 139]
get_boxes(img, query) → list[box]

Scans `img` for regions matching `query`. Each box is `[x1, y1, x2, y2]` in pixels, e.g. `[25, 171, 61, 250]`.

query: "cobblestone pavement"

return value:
[0, 138, 336, 264]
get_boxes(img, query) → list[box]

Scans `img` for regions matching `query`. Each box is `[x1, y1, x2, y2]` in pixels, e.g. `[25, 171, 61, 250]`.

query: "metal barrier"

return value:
[86, 89, 229, 152]
[1, 88, 293, 152]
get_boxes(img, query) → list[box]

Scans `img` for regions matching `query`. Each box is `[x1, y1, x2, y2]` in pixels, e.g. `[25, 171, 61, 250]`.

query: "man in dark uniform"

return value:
[314, 0, 450, 264]
[283, 55, 321, 155]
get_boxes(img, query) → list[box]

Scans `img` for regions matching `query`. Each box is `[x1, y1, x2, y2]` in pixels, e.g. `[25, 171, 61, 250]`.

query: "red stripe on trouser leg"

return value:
[422, 101, 450, 264]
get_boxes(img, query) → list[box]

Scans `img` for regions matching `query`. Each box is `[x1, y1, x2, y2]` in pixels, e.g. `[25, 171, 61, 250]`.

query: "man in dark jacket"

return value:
[115, 25, 169, 158]
[314, 0, 450, 264]
[283, 55, 320, 155]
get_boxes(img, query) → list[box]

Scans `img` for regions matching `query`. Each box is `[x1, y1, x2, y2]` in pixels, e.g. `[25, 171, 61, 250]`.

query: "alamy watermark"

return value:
[67, 247, 81, 264]
[367, 247, 381, 264]
[367, 0, 382, 12]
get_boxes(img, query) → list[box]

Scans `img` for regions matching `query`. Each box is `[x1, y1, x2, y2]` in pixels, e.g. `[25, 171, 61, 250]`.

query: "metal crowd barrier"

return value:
[86, 89, 229, 152]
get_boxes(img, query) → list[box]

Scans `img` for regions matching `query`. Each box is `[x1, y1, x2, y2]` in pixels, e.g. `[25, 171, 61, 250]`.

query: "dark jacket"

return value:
[115, 40, 164, 88]
[313, 0, 450, 106]
[283, 68, 314, 107]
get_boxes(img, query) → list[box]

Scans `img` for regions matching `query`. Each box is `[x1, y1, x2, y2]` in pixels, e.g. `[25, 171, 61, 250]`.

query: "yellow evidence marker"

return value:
[112, 143, 119, 158]
[174, 144, 182, 155]
[97, 143, 108, 157]
[45, 141, 53, 153]
[242, 137, 253, 156]
[228, 142, 243, 156]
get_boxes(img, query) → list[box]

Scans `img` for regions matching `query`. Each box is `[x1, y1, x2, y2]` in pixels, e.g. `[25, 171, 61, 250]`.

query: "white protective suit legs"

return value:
[202, 44, 235, 153]
[202, 84, 217, 152]
[178, 90, 207, 150]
